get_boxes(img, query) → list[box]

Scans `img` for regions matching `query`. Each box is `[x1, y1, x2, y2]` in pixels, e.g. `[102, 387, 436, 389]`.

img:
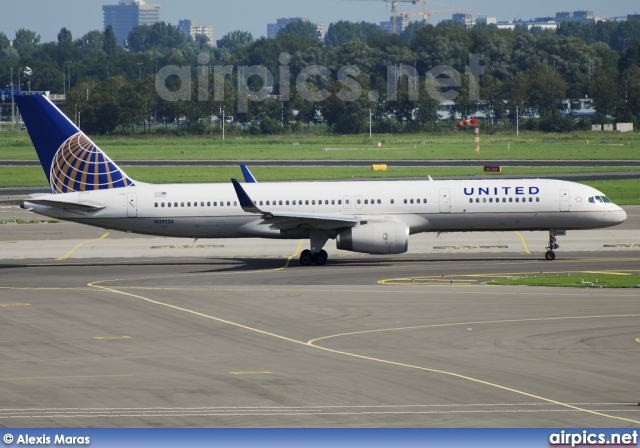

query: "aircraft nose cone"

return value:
[612, 208, 627, 224]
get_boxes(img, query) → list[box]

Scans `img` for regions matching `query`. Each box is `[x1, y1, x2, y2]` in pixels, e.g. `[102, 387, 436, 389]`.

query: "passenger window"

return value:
[161, 203, 165, 208]
[154, 202, 158, 207]
[515, 198, 519, 203]
[475, 198, 479, 203]
[325, 200, 329, 205]
[469, 198, 473, 204]
[502, 198, 506, 203]
[377, 199, 381, 204]
[305, 200, 309, 205]
[529, 198, 533, 202]
[207, 202, 211, 206]
[424, 199, 427, 203]
[187, 202, 191, 207]
[536, 197, 540, 202]
[489, 198, 493, 203]
[286, 200, 290, 205]
[410, 199, 414, 204]
[357, 199, 362, 205]
[364, 199, 368, 205]
[509, 198, 513, 203]
[483, 198, 486, 203]
[390, 199, 395, 204]
[174, 202, 178, 207]
[331, 200, 335, 205]
[339, 200, 343, 205]
[312, 200, 316, 205]
[279, 201, 283, 205]
[233, 202, 236, 206]
[404, 199, 407, 204]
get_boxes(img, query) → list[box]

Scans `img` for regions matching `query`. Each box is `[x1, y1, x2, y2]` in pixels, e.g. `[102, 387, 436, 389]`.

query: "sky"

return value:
[0, 0, 637, 44]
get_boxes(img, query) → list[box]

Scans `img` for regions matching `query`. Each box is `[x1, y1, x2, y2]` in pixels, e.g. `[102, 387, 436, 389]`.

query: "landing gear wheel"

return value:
[313, 250, 328, 266]
[545, 231, 561, 261]
[300, 249, 313, 266]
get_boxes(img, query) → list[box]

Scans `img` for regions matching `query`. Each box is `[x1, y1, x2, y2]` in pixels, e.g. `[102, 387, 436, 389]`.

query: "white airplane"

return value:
[16, 94, 627, 265]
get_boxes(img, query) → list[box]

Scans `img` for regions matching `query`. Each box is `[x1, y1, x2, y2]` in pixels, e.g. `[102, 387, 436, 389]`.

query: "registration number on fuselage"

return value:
[154, 219, 174, 224]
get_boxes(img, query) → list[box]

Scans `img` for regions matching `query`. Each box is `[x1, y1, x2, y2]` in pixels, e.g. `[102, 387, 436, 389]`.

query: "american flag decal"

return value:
[155, 192, 167, 198]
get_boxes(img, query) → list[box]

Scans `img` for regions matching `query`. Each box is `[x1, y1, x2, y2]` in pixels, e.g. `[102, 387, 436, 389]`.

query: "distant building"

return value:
[476, 16, 497, 26]
[380, 15, 410, 34]
[555, 10, 596, 24]
[453, 13, 474, 27]
[267, 17, 325, 41]
[103, 0, 160, 46]
[628, 14, 640, 21]
[177, 19, 215, 46]
[497, 19, 558, 31]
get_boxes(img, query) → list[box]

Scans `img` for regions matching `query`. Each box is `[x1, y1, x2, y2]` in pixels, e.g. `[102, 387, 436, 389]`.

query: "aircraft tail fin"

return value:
[15, 94, 135, 194]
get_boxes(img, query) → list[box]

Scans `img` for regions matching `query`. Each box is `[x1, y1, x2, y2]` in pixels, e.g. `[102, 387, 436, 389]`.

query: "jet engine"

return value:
[336, 221, 409, 254]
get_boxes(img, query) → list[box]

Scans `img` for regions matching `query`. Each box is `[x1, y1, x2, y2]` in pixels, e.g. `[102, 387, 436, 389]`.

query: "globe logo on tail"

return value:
[50, 132, 135, 193]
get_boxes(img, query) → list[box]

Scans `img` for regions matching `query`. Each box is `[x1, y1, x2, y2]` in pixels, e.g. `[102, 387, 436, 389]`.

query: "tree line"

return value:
[1, 19, 640, 135]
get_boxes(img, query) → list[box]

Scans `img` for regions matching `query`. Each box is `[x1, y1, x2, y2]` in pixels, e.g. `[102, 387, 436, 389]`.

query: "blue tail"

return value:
[15, 95, 135, 194]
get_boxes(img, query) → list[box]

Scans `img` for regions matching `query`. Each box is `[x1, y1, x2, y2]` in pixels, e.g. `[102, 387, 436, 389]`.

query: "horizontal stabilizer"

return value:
[22, 198, 105, 212]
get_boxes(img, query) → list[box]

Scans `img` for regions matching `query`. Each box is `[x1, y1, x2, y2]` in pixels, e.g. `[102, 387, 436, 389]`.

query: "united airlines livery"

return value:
[15, 94, 627, 265]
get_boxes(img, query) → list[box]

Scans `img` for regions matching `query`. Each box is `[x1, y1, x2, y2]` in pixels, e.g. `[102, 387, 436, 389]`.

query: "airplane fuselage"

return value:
[24, 178, 627, 241]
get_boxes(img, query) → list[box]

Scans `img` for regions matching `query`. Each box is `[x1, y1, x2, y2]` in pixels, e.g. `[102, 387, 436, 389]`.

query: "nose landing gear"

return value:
[545, 230, 562, 260]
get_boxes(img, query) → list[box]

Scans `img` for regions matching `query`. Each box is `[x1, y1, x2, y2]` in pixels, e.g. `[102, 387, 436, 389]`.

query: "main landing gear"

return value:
[299, 229, 330, 266]
[300, 249, 328, 266]
[545, 230, 561, 260]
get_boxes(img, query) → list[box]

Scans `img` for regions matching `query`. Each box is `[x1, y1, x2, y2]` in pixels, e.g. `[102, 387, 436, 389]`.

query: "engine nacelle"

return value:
[336, 221, 409, 254]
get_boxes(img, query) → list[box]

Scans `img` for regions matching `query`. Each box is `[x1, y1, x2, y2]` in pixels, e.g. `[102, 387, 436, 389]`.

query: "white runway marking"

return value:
[0, 404, 638, 420]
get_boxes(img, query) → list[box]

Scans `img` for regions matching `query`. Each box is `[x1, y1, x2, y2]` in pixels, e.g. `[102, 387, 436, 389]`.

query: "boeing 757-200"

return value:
[15, 94, 627, 265]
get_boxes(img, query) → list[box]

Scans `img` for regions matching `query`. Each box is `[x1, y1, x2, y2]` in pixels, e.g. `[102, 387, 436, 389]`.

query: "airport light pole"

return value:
[64, 61, 71, 93]
[10, 68, 14, 130]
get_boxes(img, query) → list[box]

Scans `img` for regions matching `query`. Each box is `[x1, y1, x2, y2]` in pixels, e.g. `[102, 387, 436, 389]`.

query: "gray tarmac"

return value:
[0, 204, 639, 428]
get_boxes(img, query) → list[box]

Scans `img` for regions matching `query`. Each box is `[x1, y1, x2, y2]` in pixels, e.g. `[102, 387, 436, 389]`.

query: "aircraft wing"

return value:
[231, 179, 359, 231]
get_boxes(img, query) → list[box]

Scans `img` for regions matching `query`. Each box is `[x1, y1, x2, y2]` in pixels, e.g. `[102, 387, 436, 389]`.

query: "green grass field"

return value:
[2, 166, 638, 204]
[488, 273, 640, 288]
[2, 129, 638, 204]
[1, 130, 639, 161]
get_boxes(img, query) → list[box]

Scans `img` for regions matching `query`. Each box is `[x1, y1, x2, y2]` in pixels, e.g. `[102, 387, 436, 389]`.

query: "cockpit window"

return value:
[589, 196, 611, 204]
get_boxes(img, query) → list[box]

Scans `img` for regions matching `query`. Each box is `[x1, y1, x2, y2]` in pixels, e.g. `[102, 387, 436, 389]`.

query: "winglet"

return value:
[231, 178, 262, 213]
[240, 165, 258, 183]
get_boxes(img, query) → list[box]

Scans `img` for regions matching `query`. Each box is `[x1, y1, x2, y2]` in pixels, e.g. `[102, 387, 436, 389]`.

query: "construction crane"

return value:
[341, 0, 420, 35]
[401, 0, 472, 24]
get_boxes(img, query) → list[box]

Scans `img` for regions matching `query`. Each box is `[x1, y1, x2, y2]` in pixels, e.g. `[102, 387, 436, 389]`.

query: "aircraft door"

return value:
[127, 193, 137, 218]
[439, 189, 451, 213]
[560, 189, 570, 212]
[343, 196, 351, 209]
